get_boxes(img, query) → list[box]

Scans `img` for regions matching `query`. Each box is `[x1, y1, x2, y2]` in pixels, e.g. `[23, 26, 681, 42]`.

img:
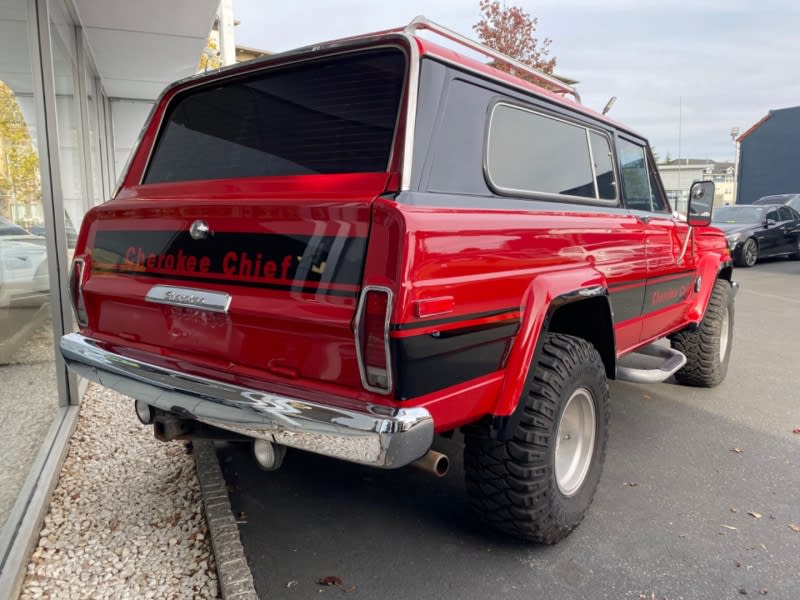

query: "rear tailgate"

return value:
[81, 176, 387, 389]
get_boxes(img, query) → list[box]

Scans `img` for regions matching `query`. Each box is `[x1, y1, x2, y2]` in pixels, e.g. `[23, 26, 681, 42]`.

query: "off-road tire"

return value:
[464, 333, 609, 544]
[670, 279, 734, 387]
[735, 238, 758, 267]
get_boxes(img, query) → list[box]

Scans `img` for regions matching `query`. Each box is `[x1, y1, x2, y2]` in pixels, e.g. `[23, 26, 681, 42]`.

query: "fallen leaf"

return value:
[235, 511, 247, 524]
[624, 481, 639, 487]
[721, 524, 737, 530]
[760, 543, 767, 551]
[759, 589, 768, 596]
[748, 512, 762, 519]
[318, 576, 343, 587]
[642, 394, 651, 400]
[735, 561, 742, 568]
[788, 524, 800, 532]
[343, 585, 357, 593]
[793, 428, 800, 434]
[730, 508, 738, 513]
[737, 587, 748, 595]
[730, 447, 744, 454]
[287, 580, 299, 589]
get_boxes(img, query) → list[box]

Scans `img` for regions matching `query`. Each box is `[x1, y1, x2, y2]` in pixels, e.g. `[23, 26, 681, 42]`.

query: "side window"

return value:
[618, 139, 652, 211]
[766, 209, 779, 223]
[778, 206, 793, 221]
[485, 103, 618, 204]
[589, 132, 616, 200]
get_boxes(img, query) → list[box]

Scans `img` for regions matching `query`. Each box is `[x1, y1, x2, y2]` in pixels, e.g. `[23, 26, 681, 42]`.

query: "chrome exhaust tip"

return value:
[135, 399, 154, 425]
[252, 439, 287, 471]
[411, 449, 449, 477]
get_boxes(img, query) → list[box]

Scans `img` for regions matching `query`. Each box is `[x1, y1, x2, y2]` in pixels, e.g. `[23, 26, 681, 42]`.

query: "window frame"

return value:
[483, 100, 620, 207]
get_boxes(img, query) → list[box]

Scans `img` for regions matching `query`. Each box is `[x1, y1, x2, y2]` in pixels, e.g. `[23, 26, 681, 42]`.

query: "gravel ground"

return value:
[18, 384, 221, 599]
[0, 317, 59, 530]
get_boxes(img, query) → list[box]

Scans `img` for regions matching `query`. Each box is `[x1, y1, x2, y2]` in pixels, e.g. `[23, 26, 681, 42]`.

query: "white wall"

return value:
[110, 99, 154, 182]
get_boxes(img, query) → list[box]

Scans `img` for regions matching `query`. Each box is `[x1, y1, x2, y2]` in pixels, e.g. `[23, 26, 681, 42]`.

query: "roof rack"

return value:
[404, 15, 580, 103]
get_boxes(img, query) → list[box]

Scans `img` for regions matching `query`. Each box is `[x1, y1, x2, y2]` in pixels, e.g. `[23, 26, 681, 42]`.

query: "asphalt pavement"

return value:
[217, 257, 800, 600]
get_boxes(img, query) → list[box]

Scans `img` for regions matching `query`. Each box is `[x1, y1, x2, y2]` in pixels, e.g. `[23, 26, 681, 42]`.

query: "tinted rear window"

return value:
[143, 49, 406, 184]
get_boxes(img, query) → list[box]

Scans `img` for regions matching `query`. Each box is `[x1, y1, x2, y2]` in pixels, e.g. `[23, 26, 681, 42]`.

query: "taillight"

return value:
[354, 286, 393, 394]
[69, 257, 89, 327]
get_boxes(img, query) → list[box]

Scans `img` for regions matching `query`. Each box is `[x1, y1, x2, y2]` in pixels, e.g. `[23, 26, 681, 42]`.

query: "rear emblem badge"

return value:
[189, 220, 211, 240]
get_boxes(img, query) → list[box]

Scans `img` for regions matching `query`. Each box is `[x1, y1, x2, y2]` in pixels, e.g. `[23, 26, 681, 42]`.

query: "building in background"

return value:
[735, 106, 800, 204]
[0, 1, 224, 594]
[657, 159, 735, 213]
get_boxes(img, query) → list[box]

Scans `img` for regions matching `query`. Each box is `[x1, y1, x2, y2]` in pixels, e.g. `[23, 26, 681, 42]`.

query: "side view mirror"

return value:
[766, 219, 776, 228]
[686, 181, 714, 227]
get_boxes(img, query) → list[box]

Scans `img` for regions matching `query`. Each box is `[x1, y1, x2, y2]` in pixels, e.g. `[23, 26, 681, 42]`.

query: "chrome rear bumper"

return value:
[59, 333, 433, 468]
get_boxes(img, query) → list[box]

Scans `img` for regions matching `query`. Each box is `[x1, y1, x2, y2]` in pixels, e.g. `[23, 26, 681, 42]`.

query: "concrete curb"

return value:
[194, 440, 260, 600]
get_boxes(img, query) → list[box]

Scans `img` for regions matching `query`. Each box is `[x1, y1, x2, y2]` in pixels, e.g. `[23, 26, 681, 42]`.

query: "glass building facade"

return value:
[0, 0, 218, 591]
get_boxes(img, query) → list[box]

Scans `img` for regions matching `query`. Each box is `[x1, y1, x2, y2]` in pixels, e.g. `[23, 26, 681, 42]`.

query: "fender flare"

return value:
[488, 270, 615, 440]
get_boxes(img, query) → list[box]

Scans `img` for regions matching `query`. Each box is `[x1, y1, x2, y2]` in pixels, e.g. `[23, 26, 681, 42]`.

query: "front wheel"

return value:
[464, 333, 609, 544]
[670, 279, 734, 387]
[789, 237, 800, 260]
[735, 238, 758, 267]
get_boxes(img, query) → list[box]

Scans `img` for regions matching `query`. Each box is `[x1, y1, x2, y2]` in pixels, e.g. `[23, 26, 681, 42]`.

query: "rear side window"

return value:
[485, 103, 618, 204]
[143, 49, 406, 184]
[778, 206, 794, 221]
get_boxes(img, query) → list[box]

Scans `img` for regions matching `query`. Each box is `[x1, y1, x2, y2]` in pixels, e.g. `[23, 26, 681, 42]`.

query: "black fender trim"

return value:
[486, 287, 615, 441]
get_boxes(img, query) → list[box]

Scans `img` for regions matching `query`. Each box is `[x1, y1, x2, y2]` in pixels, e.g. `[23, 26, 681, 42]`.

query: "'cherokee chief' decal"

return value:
[91, 230, 366, 296]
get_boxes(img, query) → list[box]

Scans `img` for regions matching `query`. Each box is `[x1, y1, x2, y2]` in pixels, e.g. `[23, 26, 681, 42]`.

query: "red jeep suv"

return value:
[61, 17, 736, 543]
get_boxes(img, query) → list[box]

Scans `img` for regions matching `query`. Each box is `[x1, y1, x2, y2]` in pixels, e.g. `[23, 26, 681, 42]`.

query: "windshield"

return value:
[0, 216, 31, 236]
[713, 206, 764, 224]
[753, 194, 797, 205]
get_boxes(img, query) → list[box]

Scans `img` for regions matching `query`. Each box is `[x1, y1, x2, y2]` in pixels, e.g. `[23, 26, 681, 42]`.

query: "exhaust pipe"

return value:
[252, 439, 287, 471]
[411, 450, 449, 477]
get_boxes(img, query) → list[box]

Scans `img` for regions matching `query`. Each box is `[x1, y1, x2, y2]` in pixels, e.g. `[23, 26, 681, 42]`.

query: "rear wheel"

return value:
[735, 238, 758, 267]
[789, 238, 800, 260]
[670, 279, 734, 387]
[464, 333, 609, 544]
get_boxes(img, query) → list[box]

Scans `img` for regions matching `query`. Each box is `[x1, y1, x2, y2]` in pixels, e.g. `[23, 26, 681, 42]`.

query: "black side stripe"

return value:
[393, 319, 520, 400]
[610, 272, 696, 324]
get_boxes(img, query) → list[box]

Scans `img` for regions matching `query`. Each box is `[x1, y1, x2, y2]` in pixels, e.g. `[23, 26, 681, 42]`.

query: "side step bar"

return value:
[615, 344, 687, 384]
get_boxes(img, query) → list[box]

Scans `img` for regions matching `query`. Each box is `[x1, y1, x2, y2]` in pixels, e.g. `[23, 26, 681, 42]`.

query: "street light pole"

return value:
[730, 127, 740, 204]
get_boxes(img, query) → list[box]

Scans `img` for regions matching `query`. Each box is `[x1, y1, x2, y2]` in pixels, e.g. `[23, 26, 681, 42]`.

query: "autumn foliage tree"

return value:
[0, 82, 41, 223]
[473, 0, 557, 79]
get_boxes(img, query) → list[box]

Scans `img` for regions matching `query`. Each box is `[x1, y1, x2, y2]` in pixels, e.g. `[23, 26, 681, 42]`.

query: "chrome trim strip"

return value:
[399, 32, 420, 191]
[59, 333, 432, 468]
[352, 285, 394, 395]
[145, 285, 231, 313]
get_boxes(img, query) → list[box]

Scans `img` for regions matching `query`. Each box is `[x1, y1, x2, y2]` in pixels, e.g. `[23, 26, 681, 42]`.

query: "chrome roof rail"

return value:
[404, 15, 580, 103]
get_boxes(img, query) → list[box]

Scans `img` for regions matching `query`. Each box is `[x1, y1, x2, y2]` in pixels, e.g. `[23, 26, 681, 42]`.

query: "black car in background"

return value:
[752, 193, 800, 212]
[713, 204, 800, 267]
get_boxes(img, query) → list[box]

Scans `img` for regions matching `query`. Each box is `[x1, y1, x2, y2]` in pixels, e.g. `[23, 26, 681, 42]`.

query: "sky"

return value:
[232, 0, 800, 162]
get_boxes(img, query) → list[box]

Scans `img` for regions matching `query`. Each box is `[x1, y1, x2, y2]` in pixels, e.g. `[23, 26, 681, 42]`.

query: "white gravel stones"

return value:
[19, 384, 221, 599]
